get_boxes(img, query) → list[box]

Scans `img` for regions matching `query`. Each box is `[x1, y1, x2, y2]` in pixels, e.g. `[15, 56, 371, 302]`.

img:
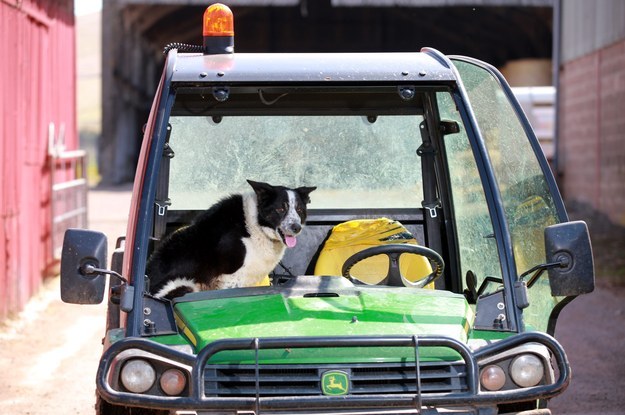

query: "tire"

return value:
[95, 393, 169, 415]
[497, 401, 538, 414]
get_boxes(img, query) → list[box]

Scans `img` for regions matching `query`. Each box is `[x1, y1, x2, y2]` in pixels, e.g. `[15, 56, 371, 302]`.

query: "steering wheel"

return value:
[341, 244, 444, 288]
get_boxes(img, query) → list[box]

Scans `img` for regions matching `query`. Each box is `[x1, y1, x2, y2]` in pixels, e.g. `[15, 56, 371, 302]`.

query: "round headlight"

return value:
[120, 359, 156, 393]
[510, 354, 544, 387]
[160, 368, 187, 396]
[480, 364, 506, 391]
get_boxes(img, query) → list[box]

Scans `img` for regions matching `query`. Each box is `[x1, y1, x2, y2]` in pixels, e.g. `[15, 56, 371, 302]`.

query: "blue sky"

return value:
[74, 0, 102, 16]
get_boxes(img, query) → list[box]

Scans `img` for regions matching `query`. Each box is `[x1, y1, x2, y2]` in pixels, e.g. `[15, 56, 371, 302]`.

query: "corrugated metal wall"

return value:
[560, 0, 625, 63]
[0, 0, 76, 320]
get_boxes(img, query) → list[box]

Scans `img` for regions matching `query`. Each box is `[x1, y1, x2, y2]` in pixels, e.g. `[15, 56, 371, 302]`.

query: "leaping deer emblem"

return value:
[321, 371, 349, 395]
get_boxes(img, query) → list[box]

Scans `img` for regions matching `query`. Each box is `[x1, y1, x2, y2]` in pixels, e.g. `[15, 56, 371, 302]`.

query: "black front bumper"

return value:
[96, 331, 569, 414]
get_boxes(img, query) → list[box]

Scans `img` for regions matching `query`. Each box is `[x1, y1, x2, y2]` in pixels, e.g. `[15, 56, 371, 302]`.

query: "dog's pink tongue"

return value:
[285, 235, 297, 248]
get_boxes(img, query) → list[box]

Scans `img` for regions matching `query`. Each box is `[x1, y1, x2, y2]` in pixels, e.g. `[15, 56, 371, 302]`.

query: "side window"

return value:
[437, 92, 502, 299]
[452, 59, 563, 332]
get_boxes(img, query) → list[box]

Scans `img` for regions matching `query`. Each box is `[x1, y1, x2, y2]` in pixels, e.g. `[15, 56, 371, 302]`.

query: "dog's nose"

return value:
[290, 223, 302, 234]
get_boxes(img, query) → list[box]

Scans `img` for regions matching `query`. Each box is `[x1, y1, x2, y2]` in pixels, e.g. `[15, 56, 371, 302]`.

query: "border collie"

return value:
[146, 180, 316, 299]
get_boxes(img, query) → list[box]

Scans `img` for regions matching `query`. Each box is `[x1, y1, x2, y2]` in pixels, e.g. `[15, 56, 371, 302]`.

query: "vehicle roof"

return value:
[171, 51, 458, 84]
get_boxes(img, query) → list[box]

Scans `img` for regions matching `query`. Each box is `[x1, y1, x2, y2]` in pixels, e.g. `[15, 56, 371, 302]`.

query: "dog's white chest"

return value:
[217, 235, 284, 289]
[244, 234, 284, 275]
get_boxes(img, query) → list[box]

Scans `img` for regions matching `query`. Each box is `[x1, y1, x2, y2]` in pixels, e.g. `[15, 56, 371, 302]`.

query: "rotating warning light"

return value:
[203, 3, 234, 55]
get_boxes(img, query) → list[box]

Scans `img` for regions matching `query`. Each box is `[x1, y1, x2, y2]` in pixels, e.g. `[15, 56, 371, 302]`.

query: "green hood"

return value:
[173, 277, 473, 364]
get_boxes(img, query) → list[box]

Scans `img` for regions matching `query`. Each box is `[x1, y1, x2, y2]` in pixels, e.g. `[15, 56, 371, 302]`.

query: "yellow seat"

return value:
[314, 218, 433, 288]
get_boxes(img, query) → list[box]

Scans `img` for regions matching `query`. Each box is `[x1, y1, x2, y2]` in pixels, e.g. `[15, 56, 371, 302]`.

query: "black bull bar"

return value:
[97, 331, 570, 412]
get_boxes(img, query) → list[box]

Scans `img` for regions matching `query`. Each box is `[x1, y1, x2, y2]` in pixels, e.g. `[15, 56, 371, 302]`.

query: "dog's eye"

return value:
[276, 202, 288, 214]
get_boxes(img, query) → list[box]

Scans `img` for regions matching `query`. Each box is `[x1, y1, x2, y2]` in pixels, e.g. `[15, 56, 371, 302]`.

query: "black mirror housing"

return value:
[60, 229, 108, 304]
[545, 221, 595, 297]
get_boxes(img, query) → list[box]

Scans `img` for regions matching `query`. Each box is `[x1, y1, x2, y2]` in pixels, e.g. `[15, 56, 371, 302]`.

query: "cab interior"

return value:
[148, 85, 469, 300]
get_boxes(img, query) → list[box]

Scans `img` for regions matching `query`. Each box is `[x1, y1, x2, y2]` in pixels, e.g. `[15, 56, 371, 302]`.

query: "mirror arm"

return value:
[521, 260, 567, 289]
[81, 263, 129, 285]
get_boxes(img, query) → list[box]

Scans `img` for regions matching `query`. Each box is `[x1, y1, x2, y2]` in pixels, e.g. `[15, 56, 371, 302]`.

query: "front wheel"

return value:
[96, 393, 169, 415]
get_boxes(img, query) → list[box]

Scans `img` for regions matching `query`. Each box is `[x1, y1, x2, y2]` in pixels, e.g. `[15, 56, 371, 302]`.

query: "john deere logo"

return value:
[321, 370, 349, 396]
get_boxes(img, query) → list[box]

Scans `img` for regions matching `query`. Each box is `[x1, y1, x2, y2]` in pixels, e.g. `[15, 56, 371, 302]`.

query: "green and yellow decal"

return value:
[321, 370, 350, 396]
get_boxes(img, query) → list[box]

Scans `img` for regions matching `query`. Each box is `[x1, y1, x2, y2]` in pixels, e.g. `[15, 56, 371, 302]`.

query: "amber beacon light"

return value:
[203, 3, 234, 55]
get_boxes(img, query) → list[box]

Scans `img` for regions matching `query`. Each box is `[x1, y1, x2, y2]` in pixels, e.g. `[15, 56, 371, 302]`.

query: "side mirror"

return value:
[60, 229, 108, 304]
[545, 221, 595, 296]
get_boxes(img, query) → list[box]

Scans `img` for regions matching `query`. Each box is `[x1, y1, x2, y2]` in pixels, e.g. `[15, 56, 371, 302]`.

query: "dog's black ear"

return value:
[296, 186, 317, 204]
[247, 180, 274, 200]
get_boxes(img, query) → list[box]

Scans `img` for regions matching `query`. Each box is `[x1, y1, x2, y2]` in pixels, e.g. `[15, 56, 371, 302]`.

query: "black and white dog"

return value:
[146, 180, 316, 299]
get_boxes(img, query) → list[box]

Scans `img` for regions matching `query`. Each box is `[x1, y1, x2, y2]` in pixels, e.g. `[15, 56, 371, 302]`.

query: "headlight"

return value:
[510, 353, 544, 387]
[120, 359, 156, 393]
[480, 364, 506, 391]
[160, 368, 187, 396]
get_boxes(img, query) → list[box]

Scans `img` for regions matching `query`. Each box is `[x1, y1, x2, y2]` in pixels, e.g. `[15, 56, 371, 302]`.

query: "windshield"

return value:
[158, 87, 497, 323]
[167, 114, 425, 210]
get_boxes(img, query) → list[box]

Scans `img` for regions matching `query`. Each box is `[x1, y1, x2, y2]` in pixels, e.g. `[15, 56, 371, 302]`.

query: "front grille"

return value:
[204, 362, 467, 397]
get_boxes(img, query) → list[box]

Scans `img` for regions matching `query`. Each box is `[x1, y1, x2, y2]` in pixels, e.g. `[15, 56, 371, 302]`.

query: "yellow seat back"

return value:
[314, 218, 433, 287]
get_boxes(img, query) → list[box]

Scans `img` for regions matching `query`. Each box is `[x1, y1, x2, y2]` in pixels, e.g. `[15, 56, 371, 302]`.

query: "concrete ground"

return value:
[0, 185, 623, 414]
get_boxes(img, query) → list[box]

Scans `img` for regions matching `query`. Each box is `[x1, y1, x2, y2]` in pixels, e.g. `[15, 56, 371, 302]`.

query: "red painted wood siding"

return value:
[0, 0, 76, 320]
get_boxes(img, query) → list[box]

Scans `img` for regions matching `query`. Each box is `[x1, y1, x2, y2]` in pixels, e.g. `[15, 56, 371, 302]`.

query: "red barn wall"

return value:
[0, 0, 76, 320]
